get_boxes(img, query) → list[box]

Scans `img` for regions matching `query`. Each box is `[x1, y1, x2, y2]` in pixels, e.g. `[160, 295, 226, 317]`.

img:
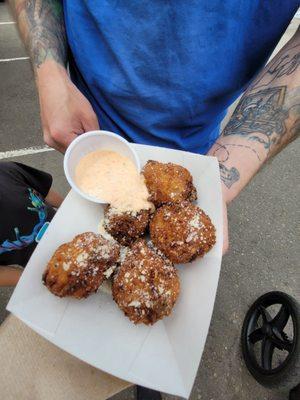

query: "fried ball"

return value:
[103, 206, 151, 246]
[150, 202, 216, 263]
[43, 232, 120, 299]
[142, 160, 197, 206]
[112, 240, 180, 325]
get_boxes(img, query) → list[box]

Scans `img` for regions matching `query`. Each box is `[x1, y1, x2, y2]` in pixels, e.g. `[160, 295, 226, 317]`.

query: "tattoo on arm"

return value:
[212, 142, 260, 188]
[219, 164, 240, 189]
[222, 32, 300, 151]
[254, 44, 300, 88]
[268, 52, 300, 79]
[222, 86, 289, 150]
[223, 84, 300, 151]
[213, 40, 300, 190]
[14, 0, 67, 69]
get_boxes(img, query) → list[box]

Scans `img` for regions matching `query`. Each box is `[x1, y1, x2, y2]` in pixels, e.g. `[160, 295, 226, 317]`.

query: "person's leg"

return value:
[0, 266, 22, 286]
[136, 386, 162, 400]
[45, 188, 64, 208]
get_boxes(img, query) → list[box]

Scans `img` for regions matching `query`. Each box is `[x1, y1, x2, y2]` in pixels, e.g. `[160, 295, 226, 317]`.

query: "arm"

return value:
[8, 0, 99, 152]
[0, 266, 22, 286]
[208, 27, 300, 205]
[45, 188, 63, 208]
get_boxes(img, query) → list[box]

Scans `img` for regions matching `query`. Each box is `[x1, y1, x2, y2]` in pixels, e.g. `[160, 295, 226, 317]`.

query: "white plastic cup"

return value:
[64, 130, 140, 204]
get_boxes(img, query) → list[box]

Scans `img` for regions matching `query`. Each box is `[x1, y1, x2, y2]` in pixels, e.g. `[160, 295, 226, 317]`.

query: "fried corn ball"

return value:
[112, 240, 180, 325]
[142, 160, 197, 206]
[43, 232, 120, 299]
[150, 202, 216, 263]
[103, 206, 151, 246]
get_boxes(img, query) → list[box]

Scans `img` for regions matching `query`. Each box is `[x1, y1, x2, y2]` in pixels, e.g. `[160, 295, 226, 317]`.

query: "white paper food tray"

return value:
[7, 144, 223, 398]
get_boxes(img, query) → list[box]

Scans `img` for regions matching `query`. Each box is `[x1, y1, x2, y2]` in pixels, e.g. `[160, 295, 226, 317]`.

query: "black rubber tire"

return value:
[241, 291, 300, 390]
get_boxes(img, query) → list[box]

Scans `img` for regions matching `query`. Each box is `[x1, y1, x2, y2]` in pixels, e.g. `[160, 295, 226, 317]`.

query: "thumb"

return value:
[81, 109, 100, 132]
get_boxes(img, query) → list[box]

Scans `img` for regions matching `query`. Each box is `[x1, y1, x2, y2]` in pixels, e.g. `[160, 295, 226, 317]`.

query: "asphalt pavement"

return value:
[0, 3, 299, 400]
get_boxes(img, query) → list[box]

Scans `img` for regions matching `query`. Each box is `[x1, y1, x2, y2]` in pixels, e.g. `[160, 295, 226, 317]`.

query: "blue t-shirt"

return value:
[64, 1, 299, 154]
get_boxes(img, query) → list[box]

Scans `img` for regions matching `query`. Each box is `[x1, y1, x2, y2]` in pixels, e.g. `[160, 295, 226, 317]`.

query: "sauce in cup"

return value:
[75, 150, 152, 212]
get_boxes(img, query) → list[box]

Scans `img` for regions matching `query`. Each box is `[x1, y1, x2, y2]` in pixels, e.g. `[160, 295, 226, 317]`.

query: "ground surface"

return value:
[0, 4, 299, 400]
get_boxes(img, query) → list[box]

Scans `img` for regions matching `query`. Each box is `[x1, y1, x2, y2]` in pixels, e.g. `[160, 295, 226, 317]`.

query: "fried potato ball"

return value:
[43, 232, 120, 299]
[103, 206, 151, 246]
[150, 202, 216, 263]
[112, 240, 180, 325]
[142, 160, 197, 206]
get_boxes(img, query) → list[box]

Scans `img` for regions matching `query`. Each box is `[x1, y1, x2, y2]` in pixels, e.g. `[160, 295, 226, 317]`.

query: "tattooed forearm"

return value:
[9, 0, 67, 69]
[219, 164, 240, 189]
[223, 84, 299, 154]
[208, 27, 300, 200]
[223, 86, 289, 150]
[253, 26, 300, 89]
[212, 142, 261, 188]
[221, 30, 300, 156]
[26, 0, 67, 68]
[268, 52, 300, 80]
[255, 45, 300, 88]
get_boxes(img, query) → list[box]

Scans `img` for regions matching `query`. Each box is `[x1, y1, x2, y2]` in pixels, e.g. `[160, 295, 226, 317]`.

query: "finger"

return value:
[45, 129, 78, 154]
[43, 132, 57, 150]
[81, 110, 100, 132]
[222, 237, 229, 255]
[56, 131, 79, 153]
[222, 201, 229, 255]
[44, 135, 66, 154]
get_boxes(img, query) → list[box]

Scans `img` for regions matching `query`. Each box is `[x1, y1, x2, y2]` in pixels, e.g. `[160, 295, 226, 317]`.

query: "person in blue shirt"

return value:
[10, 1, 300, 397]
[11, 1, 300, 255]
